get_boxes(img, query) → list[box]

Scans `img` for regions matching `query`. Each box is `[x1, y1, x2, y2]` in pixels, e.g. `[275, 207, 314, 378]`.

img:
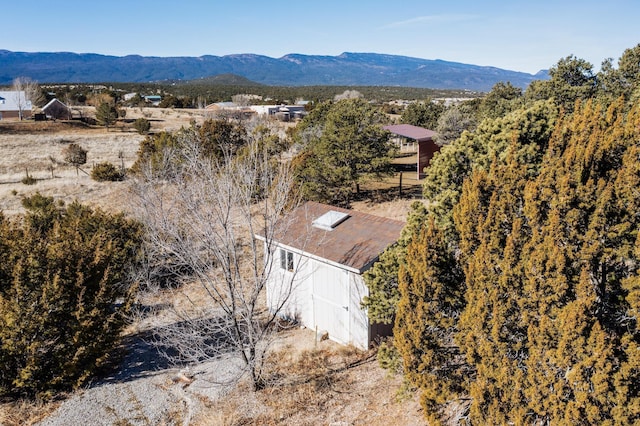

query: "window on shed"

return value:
[280, 249, 294, 272]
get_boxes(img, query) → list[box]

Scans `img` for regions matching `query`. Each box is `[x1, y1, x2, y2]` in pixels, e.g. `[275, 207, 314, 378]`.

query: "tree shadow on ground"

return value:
[96, 329, 175, 385]
[95, 309, 240, 386]
[352, 183, 423, 204]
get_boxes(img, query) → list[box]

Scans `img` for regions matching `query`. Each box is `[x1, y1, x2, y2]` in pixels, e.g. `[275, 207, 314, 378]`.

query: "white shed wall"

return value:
[265, 246, 371, 350]
[266, 249, 312, 326]
[348, 272, 371, 350]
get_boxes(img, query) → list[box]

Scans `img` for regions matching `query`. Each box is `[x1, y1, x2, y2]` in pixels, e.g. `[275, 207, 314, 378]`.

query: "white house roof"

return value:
[205, 101, 238, 109]
[0, 91, 32, 112]
[42, 98, 65, 109]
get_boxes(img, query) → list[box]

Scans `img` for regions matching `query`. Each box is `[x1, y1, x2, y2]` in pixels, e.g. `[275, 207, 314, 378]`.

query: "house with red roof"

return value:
[256, 201, 404, 349]
[384, 123, 440, 179]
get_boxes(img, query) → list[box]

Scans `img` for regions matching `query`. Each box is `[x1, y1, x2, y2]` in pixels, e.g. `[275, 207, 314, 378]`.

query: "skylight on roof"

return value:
[312, 210, 350, 231]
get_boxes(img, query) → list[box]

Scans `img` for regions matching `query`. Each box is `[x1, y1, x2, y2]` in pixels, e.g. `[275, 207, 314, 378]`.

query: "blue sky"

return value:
[3, 0, 638, 74]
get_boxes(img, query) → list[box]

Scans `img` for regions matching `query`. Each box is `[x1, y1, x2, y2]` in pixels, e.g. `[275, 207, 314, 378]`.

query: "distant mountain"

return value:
[0, 50, 547, 91]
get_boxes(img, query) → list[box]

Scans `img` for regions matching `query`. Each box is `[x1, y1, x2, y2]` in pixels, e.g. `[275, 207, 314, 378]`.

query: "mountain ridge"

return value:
[0, 50, 547, 91]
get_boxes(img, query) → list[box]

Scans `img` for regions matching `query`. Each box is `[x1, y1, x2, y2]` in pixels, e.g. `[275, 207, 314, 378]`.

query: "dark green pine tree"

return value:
[292, 98, 394, 206]
[95, 102, 119, 129]
[423, 100, 556, 242]
[400, 99, 445, 130]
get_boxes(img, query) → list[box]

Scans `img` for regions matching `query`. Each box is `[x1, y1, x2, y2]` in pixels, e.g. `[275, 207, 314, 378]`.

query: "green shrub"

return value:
[377, 339, 403, 374]
[91, 162, 124, 182]
[133, 117, 151, 135]
[0, 194, 142, 398]
[21, 175, 37, 185]
[61, 143, 87, 167]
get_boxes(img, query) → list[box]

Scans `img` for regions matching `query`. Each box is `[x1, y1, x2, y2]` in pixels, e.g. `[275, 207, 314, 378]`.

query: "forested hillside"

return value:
[366, 44, 640, 424]
[0, 50, 541, 90]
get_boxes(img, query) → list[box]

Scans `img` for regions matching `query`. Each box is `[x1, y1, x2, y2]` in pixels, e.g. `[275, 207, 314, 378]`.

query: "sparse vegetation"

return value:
[133, 117, 151, 134]
[197, 336, 423, 425]
[0, 120, 147, 216]
[0, 398, 62, 426]
[61, 142, 87, 175]
[21, 174, 37, 185]
[91, 161, 124, 181]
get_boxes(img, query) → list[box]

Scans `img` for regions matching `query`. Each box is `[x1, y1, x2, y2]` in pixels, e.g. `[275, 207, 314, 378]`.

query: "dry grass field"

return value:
[200, 332, 424, 425]
[0, 107, 205, 216]
[0, 108, 426, 425]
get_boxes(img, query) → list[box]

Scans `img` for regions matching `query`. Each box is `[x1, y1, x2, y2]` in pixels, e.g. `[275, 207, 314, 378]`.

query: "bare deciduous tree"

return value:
[131, 129, 301, 390]
[434, 104, 477, 146]
[11, 77, 43, 120]
[61, 143, 88, 176]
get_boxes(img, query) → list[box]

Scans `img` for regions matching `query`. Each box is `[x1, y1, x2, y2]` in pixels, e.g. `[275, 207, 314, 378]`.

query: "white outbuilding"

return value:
[256, 201, 404, 349]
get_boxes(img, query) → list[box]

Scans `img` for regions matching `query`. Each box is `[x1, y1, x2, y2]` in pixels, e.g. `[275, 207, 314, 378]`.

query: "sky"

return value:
[3, 0, 639, 75]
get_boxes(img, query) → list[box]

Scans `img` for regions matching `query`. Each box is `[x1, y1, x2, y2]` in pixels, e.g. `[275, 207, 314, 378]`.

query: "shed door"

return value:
[312, 262, 349, 344]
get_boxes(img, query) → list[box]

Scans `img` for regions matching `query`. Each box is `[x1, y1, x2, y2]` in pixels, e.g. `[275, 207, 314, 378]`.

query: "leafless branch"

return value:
[130, 126, 302, 390]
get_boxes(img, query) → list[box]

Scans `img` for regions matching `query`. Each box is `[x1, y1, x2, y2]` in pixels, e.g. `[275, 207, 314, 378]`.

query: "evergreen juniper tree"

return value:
[394, 218, 466, 424]
[0, 195, 142, 398]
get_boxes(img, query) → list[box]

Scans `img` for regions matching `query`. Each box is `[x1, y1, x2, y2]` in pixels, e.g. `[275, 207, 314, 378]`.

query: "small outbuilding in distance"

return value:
[384, 124, 440, 179]
[41, 98, 71, 120]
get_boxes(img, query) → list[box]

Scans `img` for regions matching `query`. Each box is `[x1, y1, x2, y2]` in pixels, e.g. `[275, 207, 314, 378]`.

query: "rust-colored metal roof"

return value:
[268, 201, 404, 273]
[384, 124, 436, 142]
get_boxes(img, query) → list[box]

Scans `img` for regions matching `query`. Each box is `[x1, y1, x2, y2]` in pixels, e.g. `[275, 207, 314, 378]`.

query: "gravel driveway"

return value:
[37, 329, 244, 426]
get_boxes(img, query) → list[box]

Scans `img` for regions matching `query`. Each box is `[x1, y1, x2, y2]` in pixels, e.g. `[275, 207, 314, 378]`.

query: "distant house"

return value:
[144, 95, 162, 106]
[256, 201, 404, 349]
[205, 102, 255, 119]
[42, 98, 71, 120]
[249, 105, 307, 121]
[0, 91, 32, 120]
[384, 124, 440, 179]
[205, 101, 239, 111]
[205, 103, 307, 121]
